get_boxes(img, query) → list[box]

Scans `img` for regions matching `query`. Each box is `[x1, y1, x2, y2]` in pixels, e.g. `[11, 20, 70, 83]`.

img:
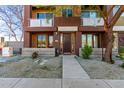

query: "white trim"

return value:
[113, 26, 124, 31]
[58, 26, 78, 31]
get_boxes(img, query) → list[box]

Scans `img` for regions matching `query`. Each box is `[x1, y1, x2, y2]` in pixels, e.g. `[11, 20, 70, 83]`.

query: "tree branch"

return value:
[109, 5, 124, 27]
[0, 5, 23, 41]
[107, 5, 115, 16]
[96, 6, 107, 21]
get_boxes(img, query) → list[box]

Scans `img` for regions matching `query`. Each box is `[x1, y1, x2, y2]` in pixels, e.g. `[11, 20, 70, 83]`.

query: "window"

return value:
[48, 35, 53, 48]
[37, 34, 53, 48]
[87, 34, 92, 47]
[62, 9, 72, 17]
[113, 6, 124, 16]
[113, 6, 120, 16]
[82, 34, 98, 48]
[37, 35, 46, 48]
[81, 11, 97, 18]
[94, 35, 98, 48]
[82, 35, 86, 47]
[37, 13, 53, 19]
[81, 11, 90, 18]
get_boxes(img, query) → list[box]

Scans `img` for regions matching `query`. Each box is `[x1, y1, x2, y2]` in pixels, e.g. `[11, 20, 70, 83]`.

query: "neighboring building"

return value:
[5, 41, 23, 54]
[113, 17, 124, 49]
[0, 37, 5, 48]
[23, 5, 120, 55]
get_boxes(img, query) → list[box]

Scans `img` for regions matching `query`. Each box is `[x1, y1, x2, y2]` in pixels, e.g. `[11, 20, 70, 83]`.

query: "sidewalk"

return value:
[1, 78, 124, 88]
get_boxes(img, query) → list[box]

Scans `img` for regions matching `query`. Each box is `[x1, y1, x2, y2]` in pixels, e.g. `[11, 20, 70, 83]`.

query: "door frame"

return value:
[63, 33, 71, 54]
[59, 32, 76, 55]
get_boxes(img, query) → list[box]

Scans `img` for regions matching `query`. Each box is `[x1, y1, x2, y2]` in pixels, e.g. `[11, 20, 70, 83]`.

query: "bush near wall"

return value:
[119, 46, 124, 57]
[81, 45, 93, 59]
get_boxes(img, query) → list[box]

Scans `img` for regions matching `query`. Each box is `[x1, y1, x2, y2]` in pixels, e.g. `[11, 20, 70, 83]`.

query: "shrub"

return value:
[120, 63, 124, 68]
[119, 47, 124, 58]
[81, 45, 93, 59]
[119, 47, 124, 53]
[32, 51, 39, 59]
[111, 60, 115, 64]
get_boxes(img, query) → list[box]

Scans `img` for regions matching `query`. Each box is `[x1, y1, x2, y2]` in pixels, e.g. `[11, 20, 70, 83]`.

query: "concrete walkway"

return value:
[63, 55, 90, 79]
[1, 55, 124, 88]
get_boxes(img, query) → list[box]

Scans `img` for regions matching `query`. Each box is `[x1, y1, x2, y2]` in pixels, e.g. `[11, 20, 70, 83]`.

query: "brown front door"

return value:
[63, 33, 71, 54]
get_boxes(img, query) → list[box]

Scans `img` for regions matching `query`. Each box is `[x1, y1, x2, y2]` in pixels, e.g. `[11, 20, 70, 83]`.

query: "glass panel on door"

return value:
[37, 35, 46, 48]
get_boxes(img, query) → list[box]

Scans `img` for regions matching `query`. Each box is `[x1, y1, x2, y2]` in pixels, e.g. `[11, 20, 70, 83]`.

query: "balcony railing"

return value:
[29, 19, 54, 27]
[81, 18, 104, 26]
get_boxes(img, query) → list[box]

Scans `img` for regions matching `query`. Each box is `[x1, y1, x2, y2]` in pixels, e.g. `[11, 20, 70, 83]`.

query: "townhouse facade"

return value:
[24, 5, 124, 55]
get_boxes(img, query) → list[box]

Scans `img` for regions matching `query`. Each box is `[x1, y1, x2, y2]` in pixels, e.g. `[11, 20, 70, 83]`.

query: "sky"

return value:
[0, 5, 22, 42]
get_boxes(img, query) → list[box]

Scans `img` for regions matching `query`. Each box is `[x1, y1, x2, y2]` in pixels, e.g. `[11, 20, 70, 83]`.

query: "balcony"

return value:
[81, 18, 104, 26]
[54, 17, 81, 26]
[29, 19, 54, 27]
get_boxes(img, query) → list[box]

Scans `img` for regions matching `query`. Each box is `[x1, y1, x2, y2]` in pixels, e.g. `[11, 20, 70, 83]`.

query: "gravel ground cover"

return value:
[76, 56, 124, 79]
[0, 56, 62, 78]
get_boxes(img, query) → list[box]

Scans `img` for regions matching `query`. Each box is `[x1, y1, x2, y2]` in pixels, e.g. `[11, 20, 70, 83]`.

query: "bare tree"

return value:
[0, 5, 23, 41]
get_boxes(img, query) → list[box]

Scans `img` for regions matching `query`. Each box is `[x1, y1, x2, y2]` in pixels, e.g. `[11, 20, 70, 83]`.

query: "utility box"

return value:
[2, 47, 13, 57]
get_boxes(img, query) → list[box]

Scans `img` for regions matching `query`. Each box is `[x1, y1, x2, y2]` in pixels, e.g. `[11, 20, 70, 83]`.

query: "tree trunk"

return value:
[104, 27, 113, 63]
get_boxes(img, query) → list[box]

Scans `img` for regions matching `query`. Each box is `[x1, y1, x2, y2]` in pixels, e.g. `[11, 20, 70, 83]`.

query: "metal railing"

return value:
[81, 18, 104, 26]
[29, 18, 54, 27]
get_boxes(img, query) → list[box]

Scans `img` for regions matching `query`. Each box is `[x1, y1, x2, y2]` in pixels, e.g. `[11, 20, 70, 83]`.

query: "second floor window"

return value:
[81, 11, 97, 18]
[62, 9, 72, 17]
[37, 13, 53, 19]
[113, 6, 120, 16]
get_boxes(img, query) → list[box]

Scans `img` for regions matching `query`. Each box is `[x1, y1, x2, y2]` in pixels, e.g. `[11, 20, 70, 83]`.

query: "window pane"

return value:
[87, 34, 92, 47]
[62, 9, 72, 17]
[37, 13, 45, 19]
[81, 11, 90, 18]
[48, 35, 53, 48]
[68, 9, 72, 17]
[113, 6, 120, 16]
[90, 11, 97, 18]
[37, 35, 46, 48]
[37, 13, 53, 19]
[82, 34, 86, 47]
[81, 11, 97, 18]
[94, 35, 98, 48]
[46, 13, 53, 19]
[62, 9, 67, 17]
